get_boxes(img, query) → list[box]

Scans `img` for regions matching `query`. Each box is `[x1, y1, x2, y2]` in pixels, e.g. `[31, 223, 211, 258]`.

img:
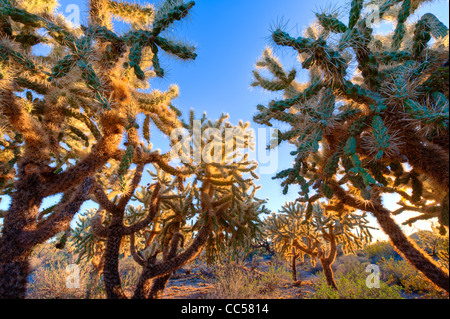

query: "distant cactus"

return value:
[264, 202, 373, 288]
[0, 0, 198, 298]
[252, 0, 449, 292]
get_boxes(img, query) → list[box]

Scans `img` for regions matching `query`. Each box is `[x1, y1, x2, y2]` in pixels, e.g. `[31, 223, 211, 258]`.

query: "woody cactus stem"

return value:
[132, 223, 211, 299]
[320, 260, 337, 290]
[292, 238, 338, 289]
[331, 182, 449, 292]
[319, 233, 338, 290]
[291, 247, 300, 282]
[252, 0, 449, 293]
[0, 0, 198, 298]
[367, 193, 449, 292]
[90, 166, 159, 299]
[0, 177, 94, 298]
[293, 231, 338, 290]
[147, 232, 184, 299]
[373, 205, 449, 292]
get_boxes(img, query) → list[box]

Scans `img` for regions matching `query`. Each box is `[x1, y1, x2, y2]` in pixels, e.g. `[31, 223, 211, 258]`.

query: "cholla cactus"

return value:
[252, 0, 449, 292]
[264, 202, 373, 288]
[71, 114, 264, 299]
[0, 0, 198, 298]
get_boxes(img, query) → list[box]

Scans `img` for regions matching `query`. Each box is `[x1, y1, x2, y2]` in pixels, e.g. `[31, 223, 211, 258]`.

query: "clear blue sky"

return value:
[1, 0, 449, 240]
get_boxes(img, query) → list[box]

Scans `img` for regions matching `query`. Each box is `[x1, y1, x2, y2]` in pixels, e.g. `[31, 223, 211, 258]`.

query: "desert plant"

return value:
[414, 225, 449, 259]
[363, 240, 401, 263]
[207, 259, 291, 299]
[311, 256, 404, 299]
[0, 0, 200, 298]
[379, 256, 448, 298]
[71, 113, 265, 299]
[252, 0, 449, 292]
[264, 201, 373, 289]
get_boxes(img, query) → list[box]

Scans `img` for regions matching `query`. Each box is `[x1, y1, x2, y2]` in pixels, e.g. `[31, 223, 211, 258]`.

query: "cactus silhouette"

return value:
[252, 0, 449, 292]
[0, 0, 198, 298]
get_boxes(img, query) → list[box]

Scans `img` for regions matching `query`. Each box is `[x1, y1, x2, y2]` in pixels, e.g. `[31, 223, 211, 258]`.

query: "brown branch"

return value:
[324, 227, 337, 264]
[402, 135, 449, 192]
[123, 183, 161, 235]
[129, 232, 145, 267]
[90, 211, 108, 238]
[292, 238, 317, 257]
[92, 181, 119, 215]
[19, 177, 94, 247]
[117, 162, 145, 211]
[43, 111, 124, 197]
[330, 180, 449, 292]
[132, 223, 211, 299]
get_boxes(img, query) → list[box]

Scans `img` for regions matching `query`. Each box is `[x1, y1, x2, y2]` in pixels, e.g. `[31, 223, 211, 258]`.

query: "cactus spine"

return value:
[0, 0, 198, 298]
[253, 0, 449, 292]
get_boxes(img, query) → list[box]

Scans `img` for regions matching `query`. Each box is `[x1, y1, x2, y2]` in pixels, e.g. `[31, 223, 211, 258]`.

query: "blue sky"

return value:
[1, 0, 449, 240]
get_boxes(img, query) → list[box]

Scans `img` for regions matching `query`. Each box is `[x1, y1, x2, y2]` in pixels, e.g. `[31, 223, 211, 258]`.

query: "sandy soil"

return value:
[161, 267, 317, 299]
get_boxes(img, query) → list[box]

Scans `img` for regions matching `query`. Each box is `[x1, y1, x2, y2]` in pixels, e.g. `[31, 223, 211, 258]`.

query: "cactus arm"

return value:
[92, 181, 120, 215]
[132, 223, 211, 299]
[0, 90, 51, 164]
[421, 13, 449, 39]
[129, 232, 146, 266]
[147, 232, 184, 299]
[42, 112, 124, 197]
[90, 211, 109, 239]
[117, 161, 145, 211]
[106, 0, 154, 25]
[292, 238, 317, 257]
[392, 0, 412, 50]
[123, 183, 162, 235]
[18, 177, 94, 247]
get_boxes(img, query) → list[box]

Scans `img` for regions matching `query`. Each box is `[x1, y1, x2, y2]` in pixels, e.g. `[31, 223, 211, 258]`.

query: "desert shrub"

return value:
[379, 257, 449, 299]
[26, 242, 104, 299]
[258, 264, 292, 294]
[119, 256, 144, 294]
[334, 254, 370, 274]
[207, 262, 262, 299]
[207, 261, 290, 299]
[310, 257, 403, 299]
[363, 241, 401, 264]
[29, 242, 73, 271]
[27, 259, 88, 299]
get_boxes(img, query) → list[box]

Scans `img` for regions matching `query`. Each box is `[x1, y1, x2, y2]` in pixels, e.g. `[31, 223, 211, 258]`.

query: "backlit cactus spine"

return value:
[252, 0, 449, 292]
[0, 0, 198, 298]
[71, 114, 264, 299]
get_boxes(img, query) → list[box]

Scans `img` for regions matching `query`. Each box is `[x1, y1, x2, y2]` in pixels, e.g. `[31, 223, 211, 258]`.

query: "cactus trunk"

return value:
[291, 256, 298, 282]
[320, 259, 337, 290]
[102, 226, 127, 299]
[0, 239, 31, 299]
[0, 176, 43, 298]
[372, 203, 449, 292]
[132, 224, 211, 299]
[148, 273, 172, 299]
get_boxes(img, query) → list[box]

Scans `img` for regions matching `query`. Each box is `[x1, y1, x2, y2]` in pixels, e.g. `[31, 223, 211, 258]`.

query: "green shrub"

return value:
[310, 258, 403, 299]
[207, 261, 291, 299]
[27, 259, 89, 299]
[363, 241, 399, 264]
[379, 257, 449, 299]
